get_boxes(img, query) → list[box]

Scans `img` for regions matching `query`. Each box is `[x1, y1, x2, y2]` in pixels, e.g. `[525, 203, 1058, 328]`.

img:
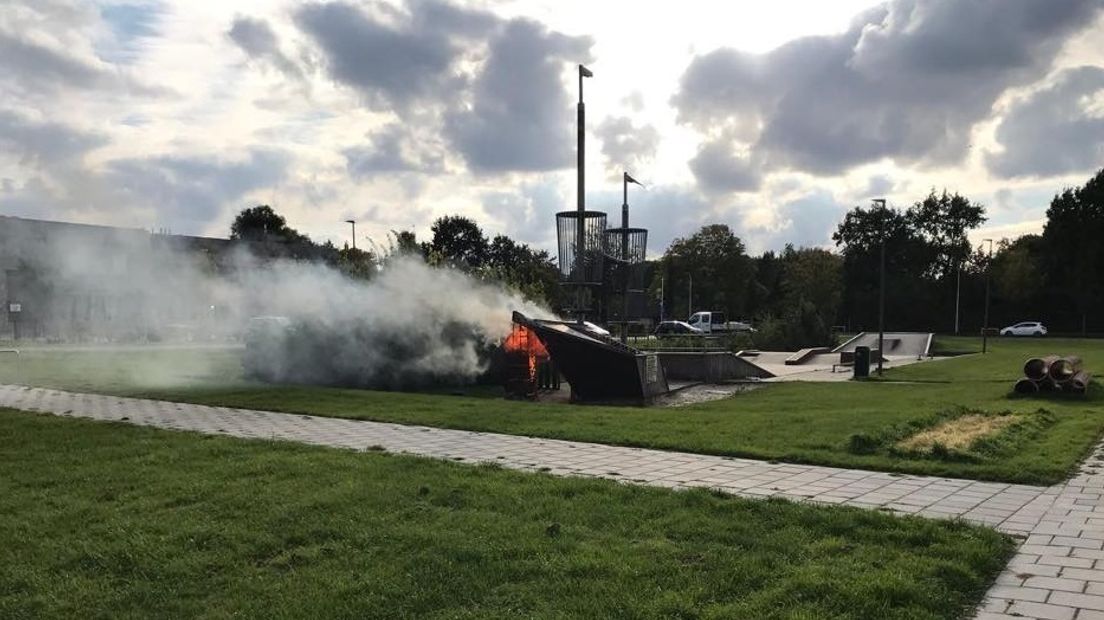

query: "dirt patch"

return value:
[655, 382, 762, 407]
[897, 414, 1018, 452]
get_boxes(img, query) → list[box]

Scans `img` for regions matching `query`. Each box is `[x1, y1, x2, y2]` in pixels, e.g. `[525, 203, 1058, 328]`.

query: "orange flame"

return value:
[504, 324, 549, 384]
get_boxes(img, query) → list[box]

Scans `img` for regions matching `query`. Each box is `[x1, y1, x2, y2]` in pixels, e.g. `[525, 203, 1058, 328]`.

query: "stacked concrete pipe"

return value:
[1016, 355, 1092, 395]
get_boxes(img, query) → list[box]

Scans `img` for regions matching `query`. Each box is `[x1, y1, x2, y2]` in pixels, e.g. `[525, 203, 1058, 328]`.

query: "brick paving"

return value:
[1, 383, 1102, 619]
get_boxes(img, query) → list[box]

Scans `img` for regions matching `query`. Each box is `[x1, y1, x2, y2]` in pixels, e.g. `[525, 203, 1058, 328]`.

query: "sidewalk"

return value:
[1, 384, 1102, 619]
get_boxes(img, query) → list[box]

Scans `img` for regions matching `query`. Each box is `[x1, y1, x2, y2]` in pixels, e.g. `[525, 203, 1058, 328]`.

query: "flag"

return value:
[579, 64, 593, 78]
[625, 172, 642, 186]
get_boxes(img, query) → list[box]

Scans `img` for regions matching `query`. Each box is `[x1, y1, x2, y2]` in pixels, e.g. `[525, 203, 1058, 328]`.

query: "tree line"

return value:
[232, 165, 1104, 341]
[228, 206, 562, 307]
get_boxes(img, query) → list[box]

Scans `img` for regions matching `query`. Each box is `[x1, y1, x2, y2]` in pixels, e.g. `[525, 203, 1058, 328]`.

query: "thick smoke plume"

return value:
[235, 255, 550, 388]
[0, 219, 549, 389]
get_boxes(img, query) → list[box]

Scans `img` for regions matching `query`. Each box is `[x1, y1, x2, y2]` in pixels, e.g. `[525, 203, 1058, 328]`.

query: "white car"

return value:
[1000, 321, 1047, 337]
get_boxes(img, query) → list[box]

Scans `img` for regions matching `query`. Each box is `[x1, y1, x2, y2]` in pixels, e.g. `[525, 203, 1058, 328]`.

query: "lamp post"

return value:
[575, 64, 593, 324]
[659, 276, 665, 322]
[873, 198, 887, 376]
[688, 273, 693, 318]
[345, 219, 356, 251]
[954, 263, 961, 334]
[982, 238, 993, 353]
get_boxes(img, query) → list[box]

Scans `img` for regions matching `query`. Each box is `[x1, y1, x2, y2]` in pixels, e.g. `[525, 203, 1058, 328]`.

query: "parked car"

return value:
[687, 311, 754, 334]
[654, 320, 702, 336]
[1000, 321, 1048, 337]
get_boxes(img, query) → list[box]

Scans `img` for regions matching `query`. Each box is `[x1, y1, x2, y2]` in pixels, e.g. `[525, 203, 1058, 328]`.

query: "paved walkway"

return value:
[1, 384, 1102, 619]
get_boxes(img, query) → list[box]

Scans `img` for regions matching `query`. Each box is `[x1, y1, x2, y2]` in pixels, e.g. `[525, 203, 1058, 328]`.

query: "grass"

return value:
[0, 409, 1014, 619]
[1, 338, 1102, 484]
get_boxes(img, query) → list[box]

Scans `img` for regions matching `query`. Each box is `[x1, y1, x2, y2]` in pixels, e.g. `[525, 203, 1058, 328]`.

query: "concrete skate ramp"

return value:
[657, 351, 774, 382]
[833, 332, 933, 358]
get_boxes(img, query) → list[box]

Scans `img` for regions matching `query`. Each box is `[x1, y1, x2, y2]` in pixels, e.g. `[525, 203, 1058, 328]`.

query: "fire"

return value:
[503, 324, 549, 384]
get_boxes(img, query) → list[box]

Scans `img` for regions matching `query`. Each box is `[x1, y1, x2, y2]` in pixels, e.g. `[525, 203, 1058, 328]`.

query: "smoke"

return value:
[0, 218, 550, 389]
[234, 255, 550, 388]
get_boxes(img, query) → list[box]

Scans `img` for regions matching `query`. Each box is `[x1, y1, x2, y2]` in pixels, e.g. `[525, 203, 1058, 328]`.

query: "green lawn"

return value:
[0, 410, 1013, 619]
[1, 339, 1101, 484]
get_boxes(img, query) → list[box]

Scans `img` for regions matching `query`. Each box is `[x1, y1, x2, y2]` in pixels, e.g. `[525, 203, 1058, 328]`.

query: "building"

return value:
[0, 215, 233, 342]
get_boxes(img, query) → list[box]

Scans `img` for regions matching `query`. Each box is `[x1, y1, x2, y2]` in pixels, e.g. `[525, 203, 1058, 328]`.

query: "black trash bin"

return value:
[854, 346, 871, 379]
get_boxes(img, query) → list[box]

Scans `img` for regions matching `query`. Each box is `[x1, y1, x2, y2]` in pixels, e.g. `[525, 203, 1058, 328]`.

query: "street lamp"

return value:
[873, 198, 887, 376]
[982, 238, 993, 353]
[345, 219, 356, 251]
[575, 64, 593, 324]
[954, 262, 962, 334]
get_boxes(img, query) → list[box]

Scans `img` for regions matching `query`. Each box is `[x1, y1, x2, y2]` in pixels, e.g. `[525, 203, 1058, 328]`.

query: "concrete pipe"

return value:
[1037, 377, 1060, 392]
[1014, 377, 1040, 394]
[1069, 370, 1093, 394]
[1049, 356, 1083, 384]
[1024, 355, 1059, 381]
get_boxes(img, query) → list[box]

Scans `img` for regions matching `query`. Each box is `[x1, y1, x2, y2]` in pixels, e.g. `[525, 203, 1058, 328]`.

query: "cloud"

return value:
[290, 1, 591, 174]
[986, 66, 1104, 179]
[583, 184, 716, 256]
[481, 179, 566, 247]
[0, 1, 164, 97]
[227, 16, 303, 79]
[104, 149, 292, 228]
[673, 0, 1102, 179]
[444, 19, 592, 173]
[294, 1, 491, 111]
[0, 110, 108, 165]
[343, 123, 445, 176]
[688, 137, 760, 194]
[97, 2, 165, 64]
[596, 116, 659, 179]
[0, 116, 291, 232]
[752, 190, 849, 251]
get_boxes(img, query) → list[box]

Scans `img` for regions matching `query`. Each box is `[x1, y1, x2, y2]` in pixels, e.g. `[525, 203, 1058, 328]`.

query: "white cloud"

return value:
[1, 0, 1101, 256]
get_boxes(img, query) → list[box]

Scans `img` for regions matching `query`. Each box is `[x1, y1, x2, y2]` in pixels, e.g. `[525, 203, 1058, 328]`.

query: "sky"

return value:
[1, 0, 1103, 256]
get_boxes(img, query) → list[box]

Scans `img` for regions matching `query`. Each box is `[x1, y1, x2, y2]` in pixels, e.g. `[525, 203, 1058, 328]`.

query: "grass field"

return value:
[0, 338, 1101, 484]
[0, 409, 1014, 619]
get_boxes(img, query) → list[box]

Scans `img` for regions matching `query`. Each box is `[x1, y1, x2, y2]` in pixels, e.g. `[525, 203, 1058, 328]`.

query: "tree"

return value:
[779, 245, 843, 325]
[425, 215, 489, 271]
[231, 205, 296, 242]
[833, 204, 921, 330]
[229, 205, 318, 260]
[833, 191, 986, 331]
[483, 234, 562, 306]
[992, 236, 1042, 303]
[1042, 168, 1104, 333]
[653, 224, 754, 319]
[908, 190, 986, 280]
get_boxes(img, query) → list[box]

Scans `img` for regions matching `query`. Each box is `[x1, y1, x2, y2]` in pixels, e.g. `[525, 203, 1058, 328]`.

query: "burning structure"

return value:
[501, 323, 557, 399]
[512, 311, 668, 404]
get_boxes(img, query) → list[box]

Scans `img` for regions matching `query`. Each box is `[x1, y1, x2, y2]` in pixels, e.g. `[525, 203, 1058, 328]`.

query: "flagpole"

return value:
[575, 64, 592, 324]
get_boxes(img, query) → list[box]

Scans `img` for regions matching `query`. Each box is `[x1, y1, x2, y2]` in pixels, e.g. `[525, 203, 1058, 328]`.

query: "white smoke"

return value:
[0, 219, 550, 388]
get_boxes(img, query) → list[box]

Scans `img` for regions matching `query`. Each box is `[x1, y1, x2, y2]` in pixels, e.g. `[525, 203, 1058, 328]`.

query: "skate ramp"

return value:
[833, 332, 933, 359]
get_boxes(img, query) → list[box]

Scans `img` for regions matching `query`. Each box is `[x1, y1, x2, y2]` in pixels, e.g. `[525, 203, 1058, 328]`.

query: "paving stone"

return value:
[1020, 576, 1085, 593]
[985, 585, 1050, 602]
[1004, 600, 1076, 620]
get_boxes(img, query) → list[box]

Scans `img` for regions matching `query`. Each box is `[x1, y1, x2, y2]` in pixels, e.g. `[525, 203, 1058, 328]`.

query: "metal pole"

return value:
[575, 65, 590, 324]
[982, 239, 993, 354]
[688, 273, 693, 319]
[954, 264, 961, 334]
[345, 220, 356, 250]
[873, 198, 887, 377]
[659, 276, 665, 322]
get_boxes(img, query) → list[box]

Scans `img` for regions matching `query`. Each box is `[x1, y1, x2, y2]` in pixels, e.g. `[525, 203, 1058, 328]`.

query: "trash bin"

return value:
[854, 346, 871, 379]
